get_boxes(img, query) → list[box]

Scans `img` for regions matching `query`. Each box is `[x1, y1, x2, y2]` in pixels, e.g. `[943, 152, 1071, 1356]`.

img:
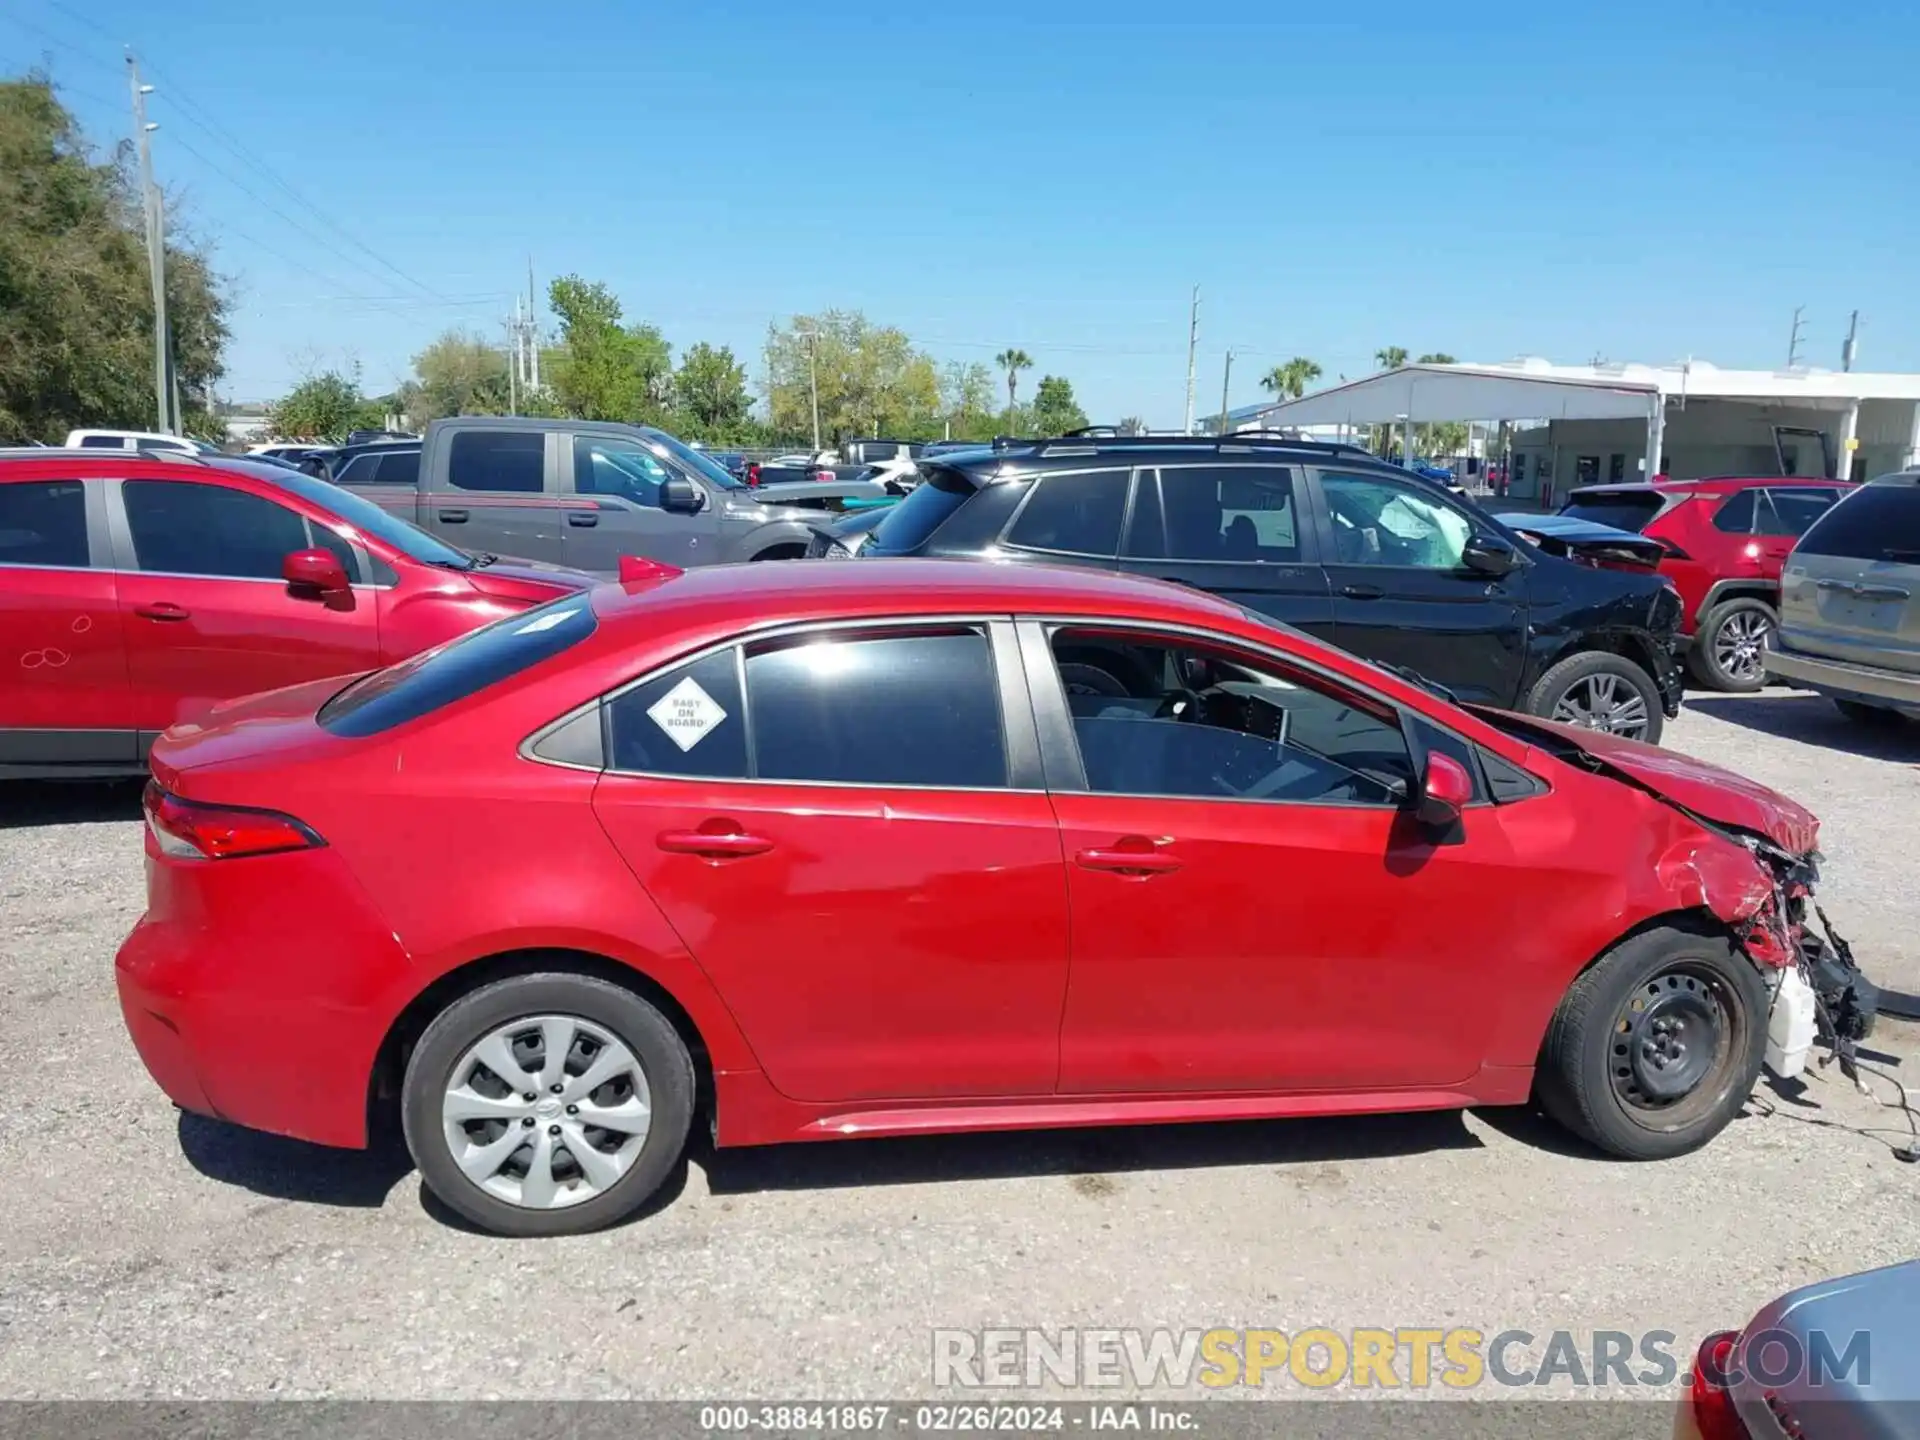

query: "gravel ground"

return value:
[0, 692, 1915, 1403]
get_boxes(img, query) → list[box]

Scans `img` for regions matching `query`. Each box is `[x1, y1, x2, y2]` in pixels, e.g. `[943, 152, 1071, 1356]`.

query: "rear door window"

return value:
[1759, 488, 1839, 537]
[319, 596, 597, 737]
[1795, 483, 1920, 561]
[1150, 465, 1303, 562]
[0, 480, 90, 567]
[448, 431, 545, 493]
[605, 649, 748, 777]
[1004, 468, 1129, 556]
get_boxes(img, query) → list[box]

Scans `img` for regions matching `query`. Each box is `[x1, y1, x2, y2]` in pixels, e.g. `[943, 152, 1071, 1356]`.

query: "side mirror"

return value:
[283, 547, 350, 598]
[1416, 751, 1473, 828]
[1462, 534, 1521, 575]
[661, 477, 705, 514]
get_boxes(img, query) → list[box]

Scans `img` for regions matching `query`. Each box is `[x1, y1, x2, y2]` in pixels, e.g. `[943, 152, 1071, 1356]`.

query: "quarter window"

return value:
[1320, 472, 1471, 568]
[1710, 491, 1757, 534]
[1149, 465, 1301, 562]
[1005, 469, 1129, 556]
[122, 480, 311, 578]
[0, 480, 89, 567]
[1050, 629, 1414, 805]
[448, 431, 544, 493]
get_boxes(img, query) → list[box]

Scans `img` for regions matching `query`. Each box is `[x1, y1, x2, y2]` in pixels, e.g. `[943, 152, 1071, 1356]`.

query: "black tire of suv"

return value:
[1524, 651, 1665, 744]
[1686, 598, 1776, 694]
[402, 973, 694, 1238]
[1534, 926, 1766, 1160]
[1834, 698, 1910, 729]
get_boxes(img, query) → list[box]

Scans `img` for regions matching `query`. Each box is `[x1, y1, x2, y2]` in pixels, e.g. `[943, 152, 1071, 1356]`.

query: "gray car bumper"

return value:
[1766, 641, 1920, 712]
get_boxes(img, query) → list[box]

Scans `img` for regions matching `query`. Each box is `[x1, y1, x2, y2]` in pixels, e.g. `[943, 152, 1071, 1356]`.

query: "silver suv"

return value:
[1767, 470, 1920, 725]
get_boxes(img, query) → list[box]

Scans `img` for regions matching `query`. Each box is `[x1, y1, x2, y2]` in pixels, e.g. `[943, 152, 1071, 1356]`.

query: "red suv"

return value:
[1558, 477, 1852, 691]
[116, 560, 1869, 1236]
[0, 451, 590, 779]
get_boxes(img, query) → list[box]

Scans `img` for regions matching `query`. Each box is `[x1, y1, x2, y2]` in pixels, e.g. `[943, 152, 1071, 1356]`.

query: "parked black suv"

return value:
[811, 435, 1684, 742]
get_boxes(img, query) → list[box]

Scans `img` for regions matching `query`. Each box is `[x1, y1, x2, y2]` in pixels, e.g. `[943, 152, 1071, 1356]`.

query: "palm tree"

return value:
[1117, 415, 1147, 436]
[994, 348, 1032, 424]
[1375, 346, 1409, 370]
[1258, 357, 1323, 401]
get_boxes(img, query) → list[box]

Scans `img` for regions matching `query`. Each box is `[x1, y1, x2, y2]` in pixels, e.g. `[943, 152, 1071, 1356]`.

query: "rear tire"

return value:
[1535, 927, 1766, 1160]
[1687, 598, 1775, 693]
[403, 973, 694, 1237]
[1526, 651, 1665, 744]
[1834, 698, 1910, 729]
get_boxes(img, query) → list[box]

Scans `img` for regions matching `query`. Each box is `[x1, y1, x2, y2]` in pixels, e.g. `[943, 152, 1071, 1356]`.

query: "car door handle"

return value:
[133, 602, 190, 621]
[566, 511, 599, 528]
[1075, 845, 1182, 875]
[1341, 583, 1386, 600]
[438, 508, 469, 524]
[656, 829, 773, 858]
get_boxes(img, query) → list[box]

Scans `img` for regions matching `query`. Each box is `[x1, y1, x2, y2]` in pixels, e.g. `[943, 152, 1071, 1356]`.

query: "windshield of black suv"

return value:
[866, 467, 976, 555]
[643, 428, 746, 490]
[229, 460, 477, 569]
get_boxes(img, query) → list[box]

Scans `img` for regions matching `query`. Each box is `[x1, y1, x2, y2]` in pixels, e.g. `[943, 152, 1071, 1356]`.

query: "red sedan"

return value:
[118, 561, 1847, 1236]
[0, 451, 588, 779]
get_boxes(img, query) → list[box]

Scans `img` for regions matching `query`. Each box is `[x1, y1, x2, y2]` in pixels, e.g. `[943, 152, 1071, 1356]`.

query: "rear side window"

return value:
[606, 649, 748, 778]
[1795, 483, 1920, 561]
[1005, 469, 1128, 555]
[448, 431, 544, 493]
[867, 468, 976, 555]
[1710, 491, 1756, 533]
[0, 480, 90, 567]
[1558, 492, 1664, 531]
[1759, 488, 1838, 537]
[318, 597, 597, 737]
[79, 435, 127, 449]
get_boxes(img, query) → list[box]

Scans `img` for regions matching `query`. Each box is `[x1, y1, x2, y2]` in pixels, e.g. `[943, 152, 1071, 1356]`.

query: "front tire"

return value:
[1526, 651, 1665, 744]
[1687, 598, 1775, 693]
[402, 973, 694, 1237]
[1534, 927, 1766, 1160]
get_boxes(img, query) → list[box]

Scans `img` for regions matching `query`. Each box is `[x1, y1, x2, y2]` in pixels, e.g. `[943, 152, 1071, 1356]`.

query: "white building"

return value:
[1245, 358, 1920, 503]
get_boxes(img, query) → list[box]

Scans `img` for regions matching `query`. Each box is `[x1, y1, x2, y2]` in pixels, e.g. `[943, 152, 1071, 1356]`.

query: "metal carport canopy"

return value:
[1259, 364, 1659, 424]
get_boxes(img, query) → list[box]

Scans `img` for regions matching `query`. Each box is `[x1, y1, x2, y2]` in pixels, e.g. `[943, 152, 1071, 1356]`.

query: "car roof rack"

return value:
[0, 445, 214, 465]
[1008, 433, 1379, 459]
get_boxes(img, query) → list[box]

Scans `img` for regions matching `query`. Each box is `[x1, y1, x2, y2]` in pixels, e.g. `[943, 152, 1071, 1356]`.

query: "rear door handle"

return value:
[567, 511, 599, 528]
[438, 508, 469, 524]
[657, 829, 773, 858]
[133, 602, 190, 621]
[1075, 845, 1182, 875]
[1341, 583, 1386, 600]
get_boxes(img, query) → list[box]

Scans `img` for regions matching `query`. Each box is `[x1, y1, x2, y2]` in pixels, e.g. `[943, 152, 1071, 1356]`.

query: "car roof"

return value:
[930, 434, 1385, 479]
[590, 557, 1248, 634]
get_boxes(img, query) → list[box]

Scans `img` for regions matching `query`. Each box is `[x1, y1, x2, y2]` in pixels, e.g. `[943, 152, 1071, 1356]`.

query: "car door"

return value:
[562, 432, 716, 573]
[1116, 464, 1336, 638]
[0, 474, 134, 769]
[426, 429, 566, 564]
[588, 621, 1069, 1102]
[1022, 619, 1515, 1094]
[1313, 468, 1528, 704]
[109, 476, 382, 742]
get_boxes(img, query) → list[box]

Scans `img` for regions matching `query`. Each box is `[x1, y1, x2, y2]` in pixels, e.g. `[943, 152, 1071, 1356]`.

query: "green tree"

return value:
[1030, 374, 1089, 436]
[1117, 415, 1148, 436]
[405, 329, 509, 424]
[994, 348, 1033, 424]
[766, 312, 942, 442]
[1416, 352, 1456, 365]
[1374, 346, 1409, 370]
[0, 76, 231, 442]
[673, 342, 751, 439]
[937, 361, 1000, 441]
[267, 369, 385, 441]
[546, 275, 671, 423]
[1259, 357, 1323, 400]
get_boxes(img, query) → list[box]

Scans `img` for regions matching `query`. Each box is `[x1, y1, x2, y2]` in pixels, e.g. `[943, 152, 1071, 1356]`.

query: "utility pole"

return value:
[127, 53, 171, 434]
[505, 314, 519, 416]
[1217, 349, 1234, 435]
[805, 326, 822, 452]
[1787, 306, 1806, 368]
[1842, 309, 1860, 372]
[526, 257, 540, 390]
[1182, 286, 1200, 435]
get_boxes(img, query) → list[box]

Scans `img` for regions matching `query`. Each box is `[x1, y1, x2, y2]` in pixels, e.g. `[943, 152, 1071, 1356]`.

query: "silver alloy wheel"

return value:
[1711, 608, 1773, 683]
[440, 1014, 652, 1210]
[1551, 672, 1651, 738]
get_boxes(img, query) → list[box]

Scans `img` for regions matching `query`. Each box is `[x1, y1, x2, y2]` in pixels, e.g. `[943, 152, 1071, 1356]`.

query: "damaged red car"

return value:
[115, 561, 1876, 1237]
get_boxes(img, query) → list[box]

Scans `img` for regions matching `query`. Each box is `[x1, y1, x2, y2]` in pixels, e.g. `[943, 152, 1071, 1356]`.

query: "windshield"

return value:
[223, 460, 476, 569]
[643, 428, 746, 490]
[866, 468, 976, 555]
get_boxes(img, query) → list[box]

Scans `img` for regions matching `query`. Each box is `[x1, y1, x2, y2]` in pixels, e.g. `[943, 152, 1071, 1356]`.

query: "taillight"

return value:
[809, 468, 834, 482]
[142, 781, 324, 861]
[1688, 1332, 1752, 1440]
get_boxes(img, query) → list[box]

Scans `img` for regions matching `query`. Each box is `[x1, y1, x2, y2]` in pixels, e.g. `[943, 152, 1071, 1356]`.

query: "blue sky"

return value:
[7, 0, 1917, 426]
